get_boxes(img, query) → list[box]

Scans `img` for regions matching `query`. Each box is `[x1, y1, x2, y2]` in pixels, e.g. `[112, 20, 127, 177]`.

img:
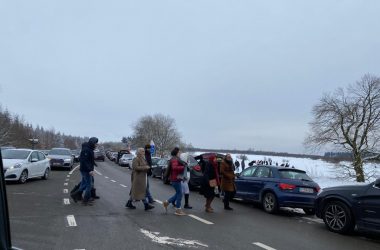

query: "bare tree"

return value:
[132, 114, 182, 156]
[0, 107, 12, 146]
[305, 74, 380, 182]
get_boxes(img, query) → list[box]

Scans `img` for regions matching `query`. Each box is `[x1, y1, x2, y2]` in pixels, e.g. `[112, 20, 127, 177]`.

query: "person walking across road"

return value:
[126, 148, 154, 211]
[200, 155, 220, 213]
[163, 147, 186, 216]
[180, 153, 192, 209]
[220, 154, 236, 210]
[71, 137, 98, 206]
[144, 144, 155, 204]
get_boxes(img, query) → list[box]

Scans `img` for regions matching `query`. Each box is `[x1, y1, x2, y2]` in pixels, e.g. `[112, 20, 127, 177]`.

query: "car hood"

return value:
[321, 184, 370, 195]
[3, 159, 26, 169]
[49, 155, 72, 160]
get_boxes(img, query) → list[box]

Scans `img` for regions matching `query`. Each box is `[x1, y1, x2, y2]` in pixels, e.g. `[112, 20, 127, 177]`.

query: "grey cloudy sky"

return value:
[1, 0, 379, 153]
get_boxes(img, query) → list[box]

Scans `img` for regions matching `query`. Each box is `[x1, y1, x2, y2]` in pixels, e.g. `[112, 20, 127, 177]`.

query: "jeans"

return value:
[168, 181, 182, 209]
[146, 178, 154, 202]
[79, 171, 92, 202]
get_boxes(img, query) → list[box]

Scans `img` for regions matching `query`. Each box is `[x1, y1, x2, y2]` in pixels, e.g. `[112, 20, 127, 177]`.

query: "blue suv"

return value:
[235, 165, 320, 215]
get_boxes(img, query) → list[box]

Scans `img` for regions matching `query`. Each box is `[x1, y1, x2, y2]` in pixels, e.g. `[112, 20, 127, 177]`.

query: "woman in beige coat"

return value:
[125, 148, 154, 211]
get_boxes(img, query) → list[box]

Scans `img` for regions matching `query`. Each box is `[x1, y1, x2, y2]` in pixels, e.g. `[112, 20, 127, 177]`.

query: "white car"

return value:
[118, 153, 134, 168]
[2, 149, 50, 184]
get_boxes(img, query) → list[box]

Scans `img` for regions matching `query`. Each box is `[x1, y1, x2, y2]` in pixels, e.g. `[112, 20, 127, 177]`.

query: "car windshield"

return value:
[152, 158, 160, 165]
[122, 154, 132, 158]
[49, 149, 71, 156]
[2, 150, 30, 160]
[279, 169, 313, 181]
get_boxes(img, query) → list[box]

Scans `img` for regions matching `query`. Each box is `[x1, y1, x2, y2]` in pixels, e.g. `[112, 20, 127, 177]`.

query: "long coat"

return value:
[220, 160, 236, 192]
[131, 156, 150, 200]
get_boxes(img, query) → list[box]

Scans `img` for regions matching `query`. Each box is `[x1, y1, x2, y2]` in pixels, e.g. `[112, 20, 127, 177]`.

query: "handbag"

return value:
[209, 179, 217, 187]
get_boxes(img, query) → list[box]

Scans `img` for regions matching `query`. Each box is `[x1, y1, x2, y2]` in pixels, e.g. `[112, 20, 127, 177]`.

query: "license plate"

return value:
[53, 163, 61, 166]
[299, 187, 314, 193]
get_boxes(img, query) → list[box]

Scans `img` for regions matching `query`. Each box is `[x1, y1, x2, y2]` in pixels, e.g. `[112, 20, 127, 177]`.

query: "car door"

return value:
[235, 166, 257, 199]
[29, 151, 40, 177]
[359, 181, 380, 229]
[38, 152, 47, 175]
[251, 167, 273, 201]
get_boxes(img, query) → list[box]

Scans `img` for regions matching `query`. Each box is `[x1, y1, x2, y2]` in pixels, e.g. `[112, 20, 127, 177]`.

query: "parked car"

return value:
[117, 150, 131, 164]
[151, 158, 168, 178]
[119, 153, 134, 168]
[234, 165, 320, 215]
[94, 150, 105, 161]
[71, 149, 80, 162]
[48, 148, 74, 170]
[109, 152, 118, 162]
[189, 153, 224, 188]
[315, 179, 380, 234]
[2, 149, 50, 183]
[40, 150, 50, 156]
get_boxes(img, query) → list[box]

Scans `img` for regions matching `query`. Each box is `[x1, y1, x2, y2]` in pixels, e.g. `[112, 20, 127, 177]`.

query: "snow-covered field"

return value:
[192, 152, 380, 188]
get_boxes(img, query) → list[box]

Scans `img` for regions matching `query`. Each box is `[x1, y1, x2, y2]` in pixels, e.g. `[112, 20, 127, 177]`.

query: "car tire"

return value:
[303, 208, 315, 215]
[322, 200, 355, 234]
[262, 192, 278, 214]
[42, 168, 50, 180]
[19, 170, 28, 184]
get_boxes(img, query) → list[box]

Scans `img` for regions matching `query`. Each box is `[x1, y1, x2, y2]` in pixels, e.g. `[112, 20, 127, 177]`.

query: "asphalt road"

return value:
[6, 160, 380, 250]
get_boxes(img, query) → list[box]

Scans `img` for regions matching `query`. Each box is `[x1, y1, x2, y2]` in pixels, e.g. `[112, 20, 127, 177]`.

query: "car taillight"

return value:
[193, 165, 201, 172]
[315, 186, 321, 193]
[279, 183, 296, 190]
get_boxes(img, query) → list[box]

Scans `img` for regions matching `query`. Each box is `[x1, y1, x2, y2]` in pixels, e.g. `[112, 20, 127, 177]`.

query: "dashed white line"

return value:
[67, 175, 70, 178]
[120, 184, 127, 188]
[155, 200, 163, 204]
[105, 176, 109, 179]
[63, 198, 70, 205]
[111, 180, 116, 183]
[253, 242, 276, 250]
[64, 183, 68, 186]
[187, 214, 214, 225]
[66, 215, 77, 227]
[63, 189, 68, 194]
[65, 179, 69, 181]
[94, 169, 102, 175]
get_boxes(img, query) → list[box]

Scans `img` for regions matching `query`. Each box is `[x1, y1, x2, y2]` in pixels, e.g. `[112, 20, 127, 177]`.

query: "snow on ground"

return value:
[192, 152, 380, 189]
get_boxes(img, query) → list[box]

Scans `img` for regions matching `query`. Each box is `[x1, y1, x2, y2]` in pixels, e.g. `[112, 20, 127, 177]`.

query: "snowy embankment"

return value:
[192, 152, 379, 188]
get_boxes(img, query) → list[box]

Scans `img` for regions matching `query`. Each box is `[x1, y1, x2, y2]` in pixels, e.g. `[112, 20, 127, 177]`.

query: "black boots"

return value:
[184, 194, 192, 209]
[144, 203, 155, 211]
[91, 188, 100, 199]
[70, 190, 82, 203]
[126, 200, 136, 209]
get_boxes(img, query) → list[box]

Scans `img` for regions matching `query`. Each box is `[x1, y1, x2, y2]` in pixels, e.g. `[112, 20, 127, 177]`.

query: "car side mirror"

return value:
[31, 158, 39, 163]
[375, 178, 380, 188]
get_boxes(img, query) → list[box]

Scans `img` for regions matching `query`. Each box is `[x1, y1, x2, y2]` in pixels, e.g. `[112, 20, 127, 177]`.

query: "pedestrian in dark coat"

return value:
[220, 154, 236, 210]
[144, 144, 155, 203]
[241, 159, 246, 171]
[200, 155, 220, 213]
[234, 160, 240, 172]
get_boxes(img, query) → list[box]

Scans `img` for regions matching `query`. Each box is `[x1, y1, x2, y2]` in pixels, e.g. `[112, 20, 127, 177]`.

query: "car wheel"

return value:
[42, 168, 50, 180]
[303, 208, 315, 215]
[19, 170, 28, 184]
[322, 201, 354, 234]
[262, 192, 278, 214]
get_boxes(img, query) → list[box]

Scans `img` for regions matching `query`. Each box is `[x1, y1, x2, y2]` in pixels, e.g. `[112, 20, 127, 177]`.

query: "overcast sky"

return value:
[1, 1, 379, 153]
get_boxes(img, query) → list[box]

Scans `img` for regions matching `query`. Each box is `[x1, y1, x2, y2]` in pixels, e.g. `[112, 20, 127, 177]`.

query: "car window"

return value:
[278, 169, 312, 181]
[2, 150, 30, 160]
[49, 149, 71, 155]
[253, 167, 272, 178]
[30, 152, 39, 162]
[241, 166, 257, 177]
[37, 152, 46, 161]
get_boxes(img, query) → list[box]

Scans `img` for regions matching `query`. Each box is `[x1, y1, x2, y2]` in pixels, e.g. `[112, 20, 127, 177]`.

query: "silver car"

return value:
[48, 148, 74, 170]
[118, 154, 134, 168]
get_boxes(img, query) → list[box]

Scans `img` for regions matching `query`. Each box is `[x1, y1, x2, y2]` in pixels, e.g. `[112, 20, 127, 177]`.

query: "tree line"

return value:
[0, 106, 87, 149]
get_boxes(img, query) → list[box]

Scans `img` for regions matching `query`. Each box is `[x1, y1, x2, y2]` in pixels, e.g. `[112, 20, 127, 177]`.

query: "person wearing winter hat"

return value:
[71, 137, 98, 206]
[179, 153, 192, 209]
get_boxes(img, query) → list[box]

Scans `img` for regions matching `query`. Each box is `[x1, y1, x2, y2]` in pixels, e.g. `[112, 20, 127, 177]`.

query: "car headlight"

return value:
[64, 158, 72, 162]
[11, 163, 23, 169]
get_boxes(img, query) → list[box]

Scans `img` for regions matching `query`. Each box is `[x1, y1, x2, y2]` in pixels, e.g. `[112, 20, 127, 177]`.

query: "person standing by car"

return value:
[180, 153, 192, 209]
[163, 147, 186, 216]
[234, 159, 240, 172]
[200, 155, 220, 213]
[144, 144, 155, 204]
[220, 154, 236, 210]
[71, 137, 98, 206]
[241, 158, 246, 171]
[126, 148, 154, 211]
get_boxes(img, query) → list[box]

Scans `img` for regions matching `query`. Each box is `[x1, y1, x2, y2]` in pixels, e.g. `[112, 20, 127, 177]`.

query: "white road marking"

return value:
[253, 242, 276, 250]
[302, 217, 324, 224]
[64, 183, 68, 186]
[63, 198, 70, 205]
[188, 214, 214, 225]
[111, 180, 116, 183]
[66, 215, 77, 227]
[63, 189, 68, 194]
[69, 165, 80, 175]
[94, 169, 102, 175]
[65, 179, 69, 181]
[105, 176, 109, 179]
[120, 184, 127, 188]
[140, 229, 208, 248]
[155, 200, 163, 204]
[67, 175, 70, 178]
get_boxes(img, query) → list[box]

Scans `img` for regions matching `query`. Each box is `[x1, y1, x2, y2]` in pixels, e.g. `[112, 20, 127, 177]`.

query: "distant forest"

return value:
[0, 106, 87, 149]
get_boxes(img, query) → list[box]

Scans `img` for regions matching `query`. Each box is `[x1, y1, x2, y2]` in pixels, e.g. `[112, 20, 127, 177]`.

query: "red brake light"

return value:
[193, 165, 201, 172]
[315, 186, 321, 192]
[279, 183, 296, 190]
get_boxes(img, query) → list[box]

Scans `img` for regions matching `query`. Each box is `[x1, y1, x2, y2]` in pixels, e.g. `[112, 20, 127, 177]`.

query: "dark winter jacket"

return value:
[80, 138, 98, 172]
